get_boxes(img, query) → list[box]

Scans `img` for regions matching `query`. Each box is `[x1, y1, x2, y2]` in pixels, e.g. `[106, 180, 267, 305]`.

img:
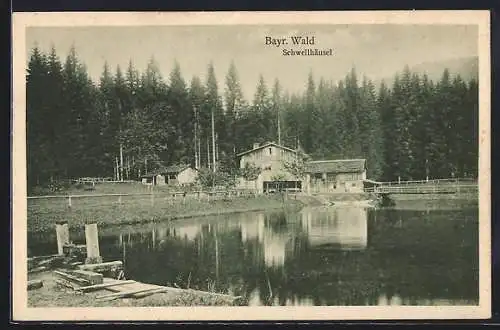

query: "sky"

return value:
[26, 24, 478, 100]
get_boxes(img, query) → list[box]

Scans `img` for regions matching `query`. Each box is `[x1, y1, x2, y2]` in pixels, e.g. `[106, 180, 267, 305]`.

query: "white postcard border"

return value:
[12, 10, 491, 321]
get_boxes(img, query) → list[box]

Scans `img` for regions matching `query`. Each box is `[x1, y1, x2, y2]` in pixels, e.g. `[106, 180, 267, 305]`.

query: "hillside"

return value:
[378, 56, 479, 86]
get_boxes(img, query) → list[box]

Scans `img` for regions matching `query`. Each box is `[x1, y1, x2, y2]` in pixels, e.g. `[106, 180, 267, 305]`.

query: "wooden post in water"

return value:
[55, 221, 70, 255]
[85, 223, 103, 264]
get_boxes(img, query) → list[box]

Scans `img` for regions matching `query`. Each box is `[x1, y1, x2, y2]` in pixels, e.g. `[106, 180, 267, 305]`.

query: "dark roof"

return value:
[140, 164, 195, 178]
[236, 142, 298, 157]
[305, 159, 366, 173]
[164, 164, 192, 174]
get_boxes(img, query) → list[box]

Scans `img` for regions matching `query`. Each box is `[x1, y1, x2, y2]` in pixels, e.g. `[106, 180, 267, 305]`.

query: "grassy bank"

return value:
[28, 271, 241, 307]
[30, 181, 197, 196]
[28, 194, 304, 234]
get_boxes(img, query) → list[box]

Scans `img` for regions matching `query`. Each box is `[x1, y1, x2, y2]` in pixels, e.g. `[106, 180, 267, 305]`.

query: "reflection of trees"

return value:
[300, 207, 368, 251]
[280, 208, 479, 305]
[97, 207, 478, 306]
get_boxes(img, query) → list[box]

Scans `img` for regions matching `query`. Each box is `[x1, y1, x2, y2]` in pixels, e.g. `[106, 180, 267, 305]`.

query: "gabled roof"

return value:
[140, 164, 195, 178]
[236, 142, 298, 157]
[164, 164, 193, 174]
[305, 159, 366, 174]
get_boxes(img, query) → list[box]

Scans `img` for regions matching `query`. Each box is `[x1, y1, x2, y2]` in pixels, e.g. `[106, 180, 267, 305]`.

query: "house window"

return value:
[344, 173, 360, 181]
[269, 148, 272, 155]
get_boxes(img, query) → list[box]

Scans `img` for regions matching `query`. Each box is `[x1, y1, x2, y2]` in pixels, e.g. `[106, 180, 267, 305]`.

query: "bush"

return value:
[196, 167, 237, 189]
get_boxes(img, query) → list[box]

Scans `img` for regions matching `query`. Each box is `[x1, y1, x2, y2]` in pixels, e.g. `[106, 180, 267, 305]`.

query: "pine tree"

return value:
[413, 73, 433, 180]
[26, 46, 50, 188]
[252, 74, 272, 143]
[204, 62, 224, 171]
[224, 61, 247, 155]
[271, 78, 283, 145]
[189, 75, 206, 168]
[167, 61, 193, 165]
[359, 77, 384, 179]
[303, 71, 318, 154]
[377, 80, 392, 180]
[340, 69, 361, 158]
[463, 78, 479, 177]
[431, 69, 454, 178]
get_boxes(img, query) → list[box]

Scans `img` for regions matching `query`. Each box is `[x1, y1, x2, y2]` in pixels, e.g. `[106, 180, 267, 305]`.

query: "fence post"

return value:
[68, 196, 72, 208]
[118, 195, 122, 205]
[55, 221, 70, 255]
[85, 223, 103, 264]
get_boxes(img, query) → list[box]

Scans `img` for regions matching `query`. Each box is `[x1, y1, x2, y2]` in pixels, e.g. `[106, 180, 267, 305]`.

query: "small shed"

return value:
[164, 164, 199, 186]
[140, 170, 166, 186]
[140, 164, 198, 186]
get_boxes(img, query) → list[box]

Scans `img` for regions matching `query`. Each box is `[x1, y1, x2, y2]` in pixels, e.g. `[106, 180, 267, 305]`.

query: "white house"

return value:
[236, 141, 304, 194]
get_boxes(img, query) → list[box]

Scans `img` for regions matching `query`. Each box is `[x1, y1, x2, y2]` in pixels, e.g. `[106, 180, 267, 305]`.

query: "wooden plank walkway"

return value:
[74, 277, 243, 302]
[100, 278, 163, 294]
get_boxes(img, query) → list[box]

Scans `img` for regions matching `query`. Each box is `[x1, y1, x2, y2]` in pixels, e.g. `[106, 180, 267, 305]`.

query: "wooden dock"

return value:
[54, 269, 242, 302]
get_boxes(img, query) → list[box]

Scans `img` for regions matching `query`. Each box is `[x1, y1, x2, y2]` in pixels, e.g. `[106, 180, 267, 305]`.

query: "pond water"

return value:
[28, 205, 479, 306]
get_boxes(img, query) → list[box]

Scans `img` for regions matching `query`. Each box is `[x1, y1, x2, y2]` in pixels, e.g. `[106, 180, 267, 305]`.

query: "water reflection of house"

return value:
[156, 227, 168, 240]
[377, 294, 403, 306]
[301, 207, 368, 250]
[248, 288, 316, 306]
[240, 214, 265, 243]
[285, 296, 315, 306]
[240, 213, 295, 268]
[263, 230, 288, 267]
[175, 224, 201, 241]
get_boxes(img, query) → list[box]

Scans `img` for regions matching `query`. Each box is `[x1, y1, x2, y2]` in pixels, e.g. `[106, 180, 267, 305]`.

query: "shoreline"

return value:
[28, 195, 305, 234]
[28, 271, 241, 307]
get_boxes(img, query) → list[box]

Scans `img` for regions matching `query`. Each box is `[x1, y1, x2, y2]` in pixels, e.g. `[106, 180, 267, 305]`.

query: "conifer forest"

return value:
[26, 46, 479, 192]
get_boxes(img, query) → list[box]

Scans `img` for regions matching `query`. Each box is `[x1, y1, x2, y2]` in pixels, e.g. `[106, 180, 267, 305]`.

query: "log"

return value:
[63, 244, 87, 258]
[36, 255, 66, 268]
[78, 261, 123, 273]
[70, 270, 103, 285]
[28, 254, 60, 262]
[122, 287, 169, 299]
[55, 279, 77, 290]
[27, 280, 43, 291]
[28, 266, 47, 274]
[75, 280, 136, 292]
[69, 262, 83, 267]
[54, 270, 90, 286]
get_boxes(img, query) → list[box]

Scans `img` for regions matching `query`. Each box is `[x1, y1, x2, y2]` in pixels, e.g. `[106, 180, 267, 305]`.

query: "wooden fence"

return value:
[27, 189, 259, 209]
[365, 184, 478, 194]
[370, 177, 477, 186]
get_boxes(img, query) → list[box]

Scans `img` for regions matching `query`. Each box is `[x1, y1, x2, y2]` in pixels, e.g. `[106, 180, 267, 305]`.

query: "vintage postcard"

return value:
[12, 11, 491, 321]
